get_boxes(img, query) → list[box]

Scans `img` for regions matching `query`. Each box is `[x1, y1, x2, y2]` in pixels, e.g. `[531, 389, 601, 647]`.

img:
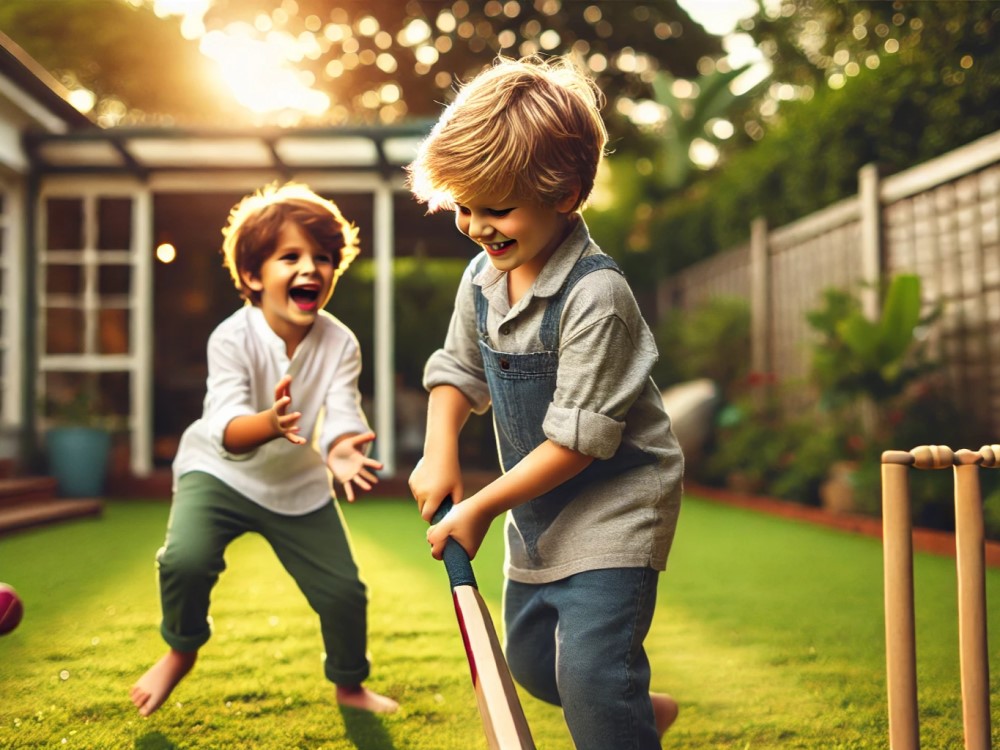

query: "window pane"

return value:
[98, 198, 132, 250]
[98, 264, 130, 296]
[98, 308, 129, 354]
[98, 371, 130, 420]
[45, 264, 83, 295]
[46, 198, 84, 251]
[45, 308, 84, 354]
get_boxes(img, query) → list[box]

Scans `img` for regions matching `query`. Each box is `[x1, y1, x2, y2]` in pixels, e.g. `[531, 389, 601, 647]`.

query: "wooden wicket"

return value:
[881, 445, 994, 750]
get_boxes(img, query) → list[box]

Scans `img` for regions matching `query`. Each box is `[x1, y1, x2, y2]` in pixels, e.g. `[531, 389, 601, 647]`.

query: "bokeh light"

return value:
[156, 243, 177, 264]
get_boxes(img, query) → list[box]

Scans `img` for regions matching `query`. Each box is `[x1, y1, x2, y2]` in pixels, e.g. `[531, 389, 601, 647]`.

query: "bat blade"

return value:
[453, 586, 535, 749]
[433, 498, 536, 750]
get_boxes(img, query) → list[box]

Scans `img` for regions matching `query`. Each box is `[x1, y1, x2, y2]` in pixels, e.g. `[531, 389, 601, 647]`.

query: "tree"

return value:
[0, 0, 241, 124]
[735, 0, 1000, 151]
[0, 0, 723, 130]
[626, 0, 1000, 274]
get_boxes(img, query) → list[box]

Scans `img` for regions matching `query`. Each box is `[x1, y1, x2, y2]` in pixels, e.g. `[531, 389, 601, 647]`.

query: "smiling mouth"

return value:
[485, 239, 515, 255]
[290, 286, 320, 310]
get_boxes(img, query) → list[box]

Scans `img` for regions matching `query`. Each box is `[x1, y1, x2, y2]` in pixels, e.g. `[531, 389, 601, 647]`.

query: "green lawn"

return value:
[0, 496, 998, 749]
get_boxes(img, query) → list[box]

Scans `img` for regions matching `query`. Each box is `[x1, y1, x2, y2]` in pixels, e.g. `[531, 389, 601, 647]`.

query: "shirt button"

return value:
[499, 358, 510, 370]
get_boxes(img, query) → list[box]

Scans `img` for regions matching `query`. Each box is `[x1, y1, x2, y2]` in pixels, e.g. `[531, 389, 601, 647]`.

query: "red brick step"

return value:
[0, 476, 103, 535]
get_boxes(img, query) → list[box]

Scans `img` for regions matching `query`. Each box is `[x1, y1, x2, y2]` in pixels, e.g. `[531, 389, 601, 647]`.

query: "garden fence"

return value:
[658, 130, 1000, 432]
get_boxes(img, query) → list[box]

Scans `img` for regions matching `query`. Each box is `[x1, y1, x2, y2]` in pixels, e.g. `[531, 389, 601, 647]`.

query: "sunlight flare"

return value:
[199, 27, 330, 116]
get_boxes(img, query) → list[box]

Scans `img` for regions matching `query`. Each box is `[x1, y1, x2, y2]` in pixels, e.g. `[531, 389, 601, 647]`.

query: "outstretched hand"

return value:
[271, 375, 307, 445]
[328, 431, 383, 502]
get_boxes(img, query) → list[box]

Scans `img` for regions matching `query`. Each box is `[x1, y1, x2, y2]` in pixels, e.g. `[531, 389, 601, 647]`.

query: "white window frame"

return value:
[36, 176, 152, 475]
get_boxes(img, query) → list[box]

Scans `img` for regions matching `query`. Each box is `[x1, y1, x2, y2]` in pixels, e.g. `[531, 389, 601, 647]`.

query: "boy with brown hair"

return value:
[130, 182, 397, 718]
[407, 56, 684, 748]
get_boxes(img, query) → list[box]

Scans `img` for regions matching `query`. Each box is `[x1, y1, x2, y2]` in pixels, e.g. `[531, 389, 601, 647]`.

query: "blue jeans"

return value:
[504, 567, 661, 750]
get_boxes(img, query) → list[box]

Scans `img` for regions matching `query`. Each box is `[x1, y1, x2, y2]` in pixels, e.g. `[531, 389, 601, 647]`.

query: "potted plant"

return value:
[43, 379, 115, 498]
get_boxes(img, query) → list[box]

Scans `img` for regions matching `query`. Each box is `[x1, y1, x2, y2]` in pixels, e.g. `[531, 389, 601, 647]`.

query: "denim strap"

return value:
[538, 254, 623, 351]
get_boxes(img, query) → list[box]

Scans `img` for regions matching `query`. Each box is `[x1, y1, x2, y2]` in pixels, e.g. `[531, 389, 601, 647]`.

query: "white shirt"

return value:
[172, 305, 371, 515]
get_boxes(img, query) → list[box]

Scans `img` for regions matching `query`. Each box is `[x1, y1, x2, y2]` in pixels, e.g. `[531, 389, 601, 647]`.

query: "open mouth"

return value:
[290, 286, 320, 310]
[485, 239, 515, 255]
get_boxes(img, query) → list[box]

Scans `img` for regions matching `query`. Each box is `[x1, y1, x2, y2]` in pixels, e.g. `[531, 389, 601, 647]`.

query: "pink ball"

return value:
[0, 582, 24, 635]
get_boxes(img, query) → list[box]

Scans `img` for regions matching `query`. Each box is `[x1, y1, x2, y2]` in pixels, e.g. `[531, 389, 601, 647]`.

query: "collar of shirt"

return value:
[246, 304, 319, 377]
[471, 217, 592, 312]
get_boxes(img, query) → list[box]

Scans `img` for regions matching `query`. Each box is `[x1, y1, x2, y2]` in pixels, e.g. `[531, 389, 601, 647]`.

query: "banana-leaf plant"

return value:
[806, 273, 940, 410]
[650, 63, 766, 193]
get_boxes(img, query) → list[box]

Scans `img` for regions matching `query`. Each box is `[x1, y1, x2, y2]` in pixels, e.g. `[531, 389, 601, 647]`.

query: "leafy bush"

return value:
[651, 296, 751, 396]
[329, 257, 467, 393]
[646, 55, 1000, 270]
[329, 257, 502, 469]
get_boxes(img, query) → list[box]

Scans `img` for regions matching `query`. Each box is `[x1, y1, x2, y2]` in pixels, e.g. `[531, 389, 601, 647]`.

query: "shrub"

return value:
[651, 296, 751, 397]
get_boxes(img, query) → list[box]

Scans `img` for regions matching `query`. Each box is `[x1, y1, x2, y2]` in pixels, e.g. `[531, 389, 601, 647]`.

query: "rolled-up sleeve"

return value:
[543, 272, 659, 459]
[422, 267, 492, 414]
[202, 331, 258, 461]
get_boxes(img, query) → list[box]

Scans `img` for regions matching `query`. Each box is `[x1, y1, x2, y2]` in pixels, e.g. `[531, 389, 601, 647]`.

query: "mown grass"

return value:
[0, 496, 997, 749]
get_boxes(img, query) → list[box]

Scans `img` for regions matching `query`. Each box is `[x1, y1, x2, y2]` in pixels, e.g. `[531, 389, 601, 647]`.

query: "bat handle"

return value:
[431, 496, 479, 590]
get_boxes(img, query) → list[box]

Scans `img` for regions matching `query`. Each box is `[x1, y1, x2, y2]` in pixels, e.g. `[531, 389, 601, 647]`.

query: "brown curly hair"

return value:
[221, 182, 359, 305]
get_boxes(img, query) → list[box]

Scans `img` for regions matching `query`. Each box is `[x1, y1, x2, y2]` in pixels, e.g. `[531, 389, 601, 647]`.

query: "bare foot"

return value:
[651, 692, 679, 737]
[129, 650, 197, 717]
[336, 684, 399, 714]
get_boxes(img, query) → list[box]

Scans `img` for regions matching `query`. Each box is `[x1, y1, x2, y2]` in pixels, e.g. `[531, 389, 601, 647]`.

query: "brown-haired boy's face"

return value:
[241, 220, 337, 343]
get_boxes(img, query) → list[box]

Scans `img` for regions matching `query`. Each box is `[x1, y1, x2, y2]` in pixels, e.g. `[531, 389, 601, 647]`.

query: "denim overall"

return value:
[475, 253, 663, 749]
[474, 253, 657, 562]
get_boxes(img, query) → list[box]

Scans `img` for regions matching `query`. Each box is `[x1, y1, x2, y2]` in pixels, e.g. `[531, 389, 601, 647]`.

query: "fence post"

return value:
[750, 217, 770, 382]
[858, 163, 883, 320]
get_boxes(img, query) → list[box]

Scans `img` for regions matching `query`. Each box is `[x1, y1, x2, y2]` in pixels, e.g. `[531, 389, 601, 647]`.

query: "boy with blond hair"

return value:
[130, 182, 398, 718]
[407, 56, 684, 748]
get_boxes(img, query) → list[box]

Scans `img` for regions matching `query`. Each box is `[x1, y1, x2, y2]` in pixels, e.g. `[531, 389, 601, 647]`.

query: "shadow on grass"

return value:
[340, 706, 399, 750]
[135, 731, 179, 750]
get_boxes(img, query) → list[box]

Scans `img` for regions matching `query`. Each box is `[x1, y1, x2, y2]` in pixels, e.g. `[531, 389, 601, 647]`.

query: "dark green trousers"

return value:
[155, 471, 370, 684]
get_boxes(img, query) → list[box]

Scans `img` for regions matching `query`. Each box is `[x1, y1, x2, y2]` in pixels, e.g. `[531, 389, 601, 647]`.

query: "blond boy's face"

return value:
[454, 191, 577, 277]
[241, 220, 336, 342]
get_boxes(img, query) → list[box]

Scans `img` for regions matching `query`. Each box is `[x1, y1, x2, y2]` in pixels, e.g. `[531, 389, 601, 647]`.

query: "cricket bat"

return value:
[432, 497, 536, 750]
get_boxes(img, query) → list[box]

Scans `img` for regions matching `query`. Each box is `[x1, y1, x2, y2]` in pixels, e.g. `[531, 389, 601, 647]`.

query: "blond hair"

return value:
[407, 55, 607, 212]
[220, 182, 359, 305]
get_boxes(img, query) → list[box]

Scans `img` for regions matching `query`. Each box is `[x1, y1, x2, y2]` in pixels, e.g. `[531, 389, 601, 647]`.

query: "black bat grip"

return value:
[431, 496, 479, 590]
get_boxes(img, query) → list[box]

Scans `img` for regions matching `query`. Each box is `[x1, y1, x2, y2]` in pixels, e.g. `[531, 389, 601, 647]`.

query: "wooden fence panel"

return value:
[882, 162, 1000, 431]
[657, 243, 751, 312]
[769, 217, 864, 386]
[659, 130, 1000, 434]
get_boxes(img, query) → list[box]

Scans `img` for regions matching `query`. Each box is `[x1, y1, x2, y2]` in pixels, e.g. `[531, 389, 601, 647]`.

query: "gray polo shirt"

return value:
[424, 218, 684, 583]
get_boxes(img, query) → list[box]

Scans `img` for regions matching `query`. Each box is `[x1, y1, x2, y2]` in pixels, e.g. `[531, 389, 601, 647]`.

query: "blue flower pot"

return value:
[46, 427, 111, 498]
